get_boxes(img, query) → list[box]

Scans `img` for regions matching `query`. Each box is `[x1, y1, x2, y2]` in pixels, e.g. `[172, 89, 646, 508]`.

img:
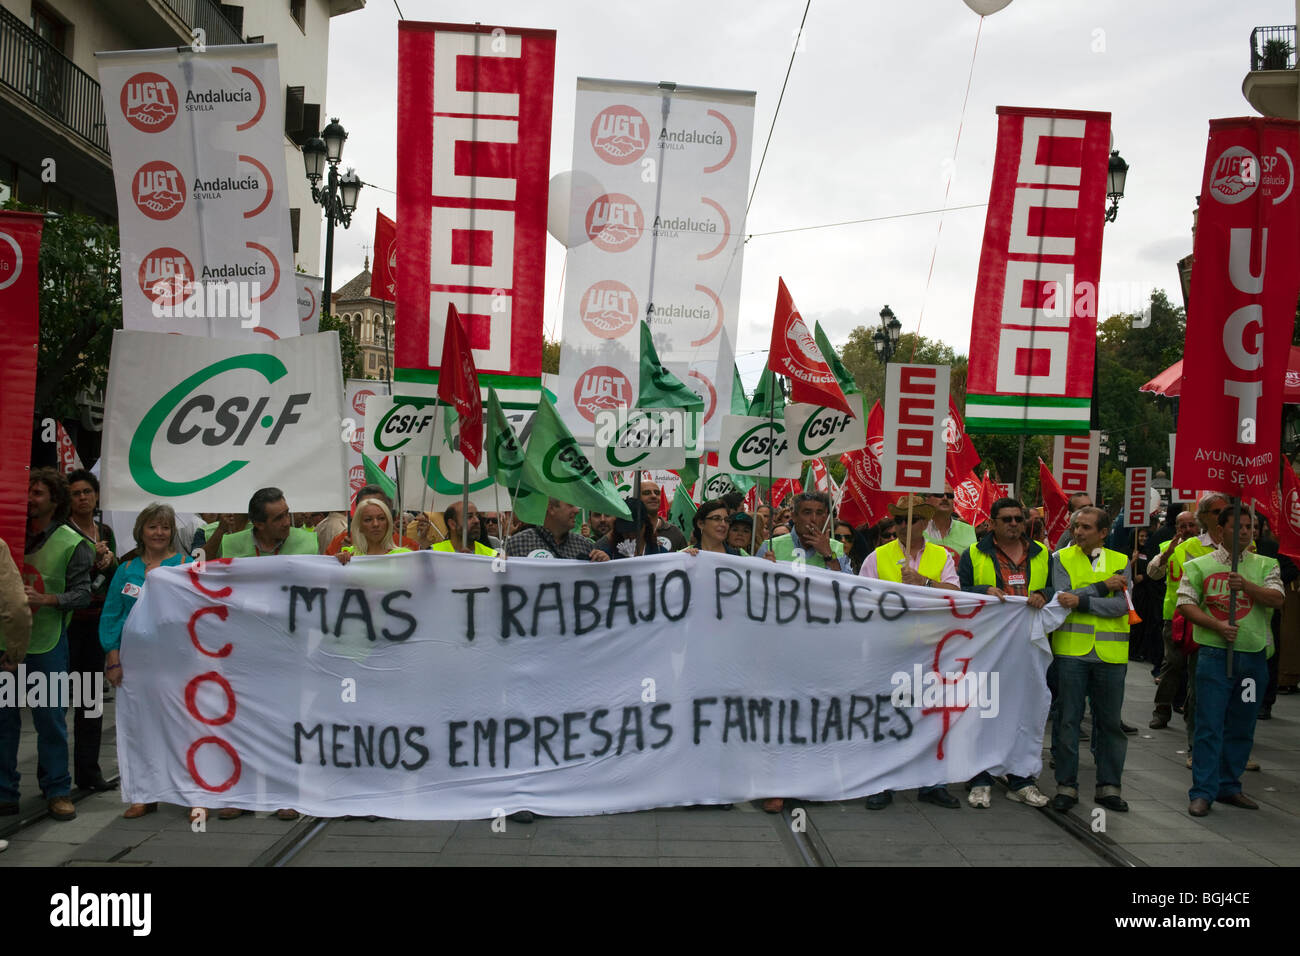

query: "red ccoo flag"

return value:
[839, 400, 893, 527]
[944, 398, 981, 488]
[768, 278, 853, 414]
[437, 303, 483, 468]
[1038, 458, 1071, 544]
[369, 210, 397, 302]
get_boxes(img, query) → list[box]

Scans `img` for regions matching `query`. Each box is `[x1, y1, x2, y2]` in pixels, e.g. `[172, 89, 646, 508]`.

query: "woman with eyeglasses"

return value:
[833, 520, 864, 574]
[687, 499, 748, 556]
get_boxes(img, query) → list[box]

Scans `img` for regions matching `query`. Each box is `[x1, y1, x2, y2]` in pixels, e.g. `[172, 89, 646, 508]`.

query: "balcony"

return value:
[0, 6, 109, 155]
[1243, 24, 1299, 118]
[159, 0, 244, 47]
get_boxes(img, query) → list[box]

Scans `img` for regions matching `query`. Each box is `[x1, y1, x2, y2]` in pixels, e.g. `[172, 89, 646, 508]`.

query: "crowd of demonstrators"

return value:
[596, 499, 671, 559]
[688, 499, 745, 556]
[756, 491, 851, 572]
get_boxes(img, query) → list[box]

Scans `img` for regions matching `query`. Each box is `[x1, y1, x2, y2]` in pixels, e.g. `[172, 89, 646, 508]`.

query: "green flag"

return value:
[731, 363, 749, 415]
[485, 388, 548, 524]
[747, 367, 785, 417]
[814, 321, 860, 396]
[667, 484, 697, 541]
[362, 454, 397, 502]
[638, 323, 704, 410]
[522, 393, 633, 520]
[677, 458, 699, 492]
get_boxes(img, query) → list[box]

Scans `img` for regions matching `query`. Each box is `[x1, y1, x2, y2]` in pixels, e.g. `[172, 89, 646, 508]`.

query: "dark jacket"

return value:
[958, 532, 1055, 604]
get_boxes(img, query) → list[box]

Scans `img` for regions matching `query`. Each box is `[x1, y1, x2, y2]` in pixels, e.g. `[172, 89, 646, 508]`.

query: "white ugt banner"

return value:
[117, 552, 1061, 819]
[97, 45, 299, 339]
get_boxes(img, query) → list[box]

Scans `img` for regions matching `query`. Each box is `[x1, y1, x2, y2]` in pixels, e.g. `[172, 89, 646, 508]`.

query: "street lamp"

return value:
[871, 305, 902, 363]
[304, 116, 362, 315]
[1104, 149, 1128, 223]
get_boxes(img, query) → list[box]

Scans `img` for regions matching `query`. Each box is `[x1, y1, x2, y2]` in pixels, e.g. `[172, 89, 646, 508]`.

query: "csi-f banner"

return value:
[1174, 117, 1300, 497]
[965, 107, 1111, 434]
[0, 211, 43, 560]
[554, 78, 756, 449]
[783, 394, 867, 460]
[117, 551, 1062, 818]
[297, 274, 323, 335]
[101, 330, 349, 512]
[718, 415, 802, 480]
[880, 364, 950, 494]
[395, 22, 555, 401]
[97, 46, 299, 340]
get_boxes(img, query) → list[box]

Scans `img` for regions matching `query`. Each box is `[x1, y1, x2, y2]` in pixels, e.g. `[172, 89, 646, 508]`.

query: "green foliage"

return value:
[542, 337, 561, 375]
[318, 311, 362, 382]
[836, 329, 968, 412]
[20, 206, 122, 419]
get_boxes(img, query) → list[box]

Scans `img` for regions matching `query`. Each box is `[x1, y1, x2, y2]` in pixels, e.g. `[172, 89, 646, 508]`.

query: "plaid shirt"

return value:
[993, 544, 1031, 597]
[505, 526, 595, 560]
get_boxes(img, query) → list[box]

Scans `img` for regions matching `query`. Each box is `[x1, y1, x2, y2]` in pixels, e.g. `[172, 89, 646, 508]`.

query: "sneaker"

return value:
[1007, 784, 1049, 807]
[48, 796, 76, 822]
[967, 785, 992, 809]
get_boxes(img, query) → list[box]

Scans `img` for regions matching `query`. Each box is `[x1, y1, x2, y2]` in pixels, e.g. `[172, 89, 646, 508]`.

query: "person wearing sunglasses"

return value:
[923, 483, 976, 565]
[957, 497, 1055, 809]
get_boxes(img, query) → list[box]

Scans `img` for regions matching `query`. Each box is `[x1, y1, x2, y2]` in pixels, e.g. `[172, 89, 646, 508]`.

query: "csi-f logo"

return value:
[581, 279, 638, 339]
[372, 403, 436, 453]
[594, 409, 695, 467]
[729, 423, 790, 471]
[796, 407, 853, 456]
[541, 439, 595, 484]
[574, 366, 632, 422]
[586, 193, 644, 251]
[132, 160, 186, 220]
[121, 72, 179, 132]
[128, 355, 309, 496]
[591, 105, 650, 165]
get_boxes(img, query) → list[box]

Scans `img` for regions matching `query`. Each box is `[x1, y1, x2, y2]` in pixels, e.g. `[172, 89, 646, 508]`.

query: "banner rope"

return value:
[909, 14, 984, 362]
[745, 0, 812, 221]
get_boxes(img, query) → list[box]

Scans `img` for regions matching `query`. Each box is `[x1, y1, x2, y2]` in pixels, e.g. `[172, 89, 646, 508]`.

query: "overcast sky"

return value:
[321, 0, 1293, 382]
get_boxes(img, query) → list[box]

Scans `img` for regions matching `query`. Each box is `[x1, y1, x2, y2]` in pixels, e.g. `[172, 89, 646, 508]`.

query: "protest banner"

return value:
[1124, 468, 1151, 527]
[98, 46, 300, 339]
[1051, 432, 1099, 502]
[0, 211, 44, 558]
[880, 364, 950, 494]
[100, 330, 349, 512]
[783, 394, 867, 460]
[1174, 117, 1300, 496]
[297, 275, 323, 335]
[718, 415, 802, 481]
[395, 22, 555, 405]
[117, 551, 1063, 818]
[554, 78, 755, 447]
[965, 107, 1111, 434]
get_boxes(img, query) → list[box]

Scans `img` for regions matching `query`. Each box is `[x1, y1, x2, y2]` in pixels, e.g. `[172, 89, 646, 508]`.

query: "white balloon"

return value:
[546, 169, 606, 248]
[963, 0, 1013, 15]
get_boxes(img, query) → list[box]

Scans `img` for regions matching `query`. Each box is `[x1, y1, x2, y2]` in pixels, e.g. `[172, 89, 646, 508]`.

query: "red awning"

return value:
[1140, 346, 1300, 402]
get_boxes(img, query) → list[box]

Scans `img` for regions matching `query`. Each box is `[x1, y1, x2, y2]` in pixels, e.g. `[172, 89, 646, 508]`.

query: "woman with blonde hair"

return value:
[336, 498, 413, 563]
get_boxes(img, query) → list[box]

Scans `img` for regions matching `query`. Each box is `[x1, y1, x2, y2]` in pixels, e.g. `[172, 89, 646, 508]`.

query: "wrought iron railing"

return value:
[1250, 24, 1296, 71]
[0, 6, 109, 154]
[161, 0, 244, 47]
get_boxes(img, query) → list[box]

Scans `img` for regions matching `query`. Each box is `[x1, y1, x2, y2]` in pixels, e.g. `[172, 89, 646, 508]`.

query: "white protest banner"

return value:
[1052, 432, 1100, 502]
[718, 415, 802, 480]
[1124, 468, 1151, 527]
[98, 46, 299, 339]
[880, 364, 950, 493]
[101, 330, 348, 512]
[554, 79, 755, 449]
[297, 275, 323, 335]
[783, 394, 867, 460]
[118, 551, 1061, 818]
[593, 409, 689, 472]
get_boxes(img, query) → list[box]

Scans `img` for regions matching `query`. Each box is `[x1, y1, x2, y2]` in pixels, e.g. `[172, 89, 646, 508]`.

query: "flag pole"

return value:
[1227, 495, 1241, 677]
[493, 480, 504, 557]
[461, 459, 470, 552]
[421, 401, 441, 515]
[767, 375, 776, 552]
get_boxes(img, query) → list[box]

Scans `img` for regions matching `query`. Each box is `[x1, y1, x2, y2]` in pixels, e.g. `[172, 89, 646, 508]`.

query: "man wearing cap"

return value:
[861, 494, 960, 810]
[756, 491, 850, 572]
[1049, 506, 1132, 813]
[958, 497, 1054, 809]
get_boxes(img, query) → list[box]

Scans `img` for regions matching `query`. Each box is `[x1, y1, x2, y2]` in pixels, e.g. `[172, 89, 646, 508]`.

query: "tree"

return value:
[542, 337, 561, 375]
[24, 207, 122, 420]
[318, 312, 362, 382]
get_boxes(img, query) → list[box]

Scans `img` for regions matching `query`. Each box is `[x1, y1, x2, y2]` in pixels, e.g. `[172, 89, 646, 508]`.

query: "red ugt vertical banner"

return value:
[0, 211, 45, 563]
[395, 22, 555, 389]
[1174, 118, 1300, 497]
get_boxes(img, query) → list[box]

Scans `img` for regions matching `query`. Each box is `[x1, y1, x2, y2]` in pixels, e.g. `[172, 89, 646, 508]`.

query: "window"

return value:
[30, 2, 67, 53]
[290, 0, 306, 32]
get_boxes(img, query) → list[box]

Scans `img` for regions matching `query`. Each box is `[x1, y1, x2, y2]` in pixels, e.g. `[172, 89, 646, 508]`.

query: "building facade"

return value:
[333, 264, 395, 381]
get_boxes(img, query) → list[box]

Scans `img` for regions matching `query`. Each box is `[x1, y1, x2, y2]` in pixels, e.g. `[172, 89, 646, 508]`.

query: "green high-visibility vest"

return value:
[219, 527, 319, 558]
[872, 538, 948, 583]
[24, 525, 84, 655]
[968, 542, 1049, 593]
[1182, 550, 1279, 654]
[1052, 545, 1130, 663]
[1162, 536, 1213, 620]
[771, 533, 843, 569]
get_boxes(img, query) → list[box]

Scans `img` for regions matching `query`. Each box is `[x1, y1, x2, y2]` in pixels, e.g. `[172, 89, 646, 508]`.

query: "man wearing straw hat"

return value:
[860, 494, 960, 810]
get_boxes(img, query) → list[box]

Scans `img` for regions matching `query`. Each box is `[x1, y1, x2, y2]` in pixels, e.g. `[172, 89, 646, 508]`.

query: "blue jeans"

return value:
[1051, 656, 1127, 792]
[1190, 646, 1266, 803]
[0, 631, 72, 801]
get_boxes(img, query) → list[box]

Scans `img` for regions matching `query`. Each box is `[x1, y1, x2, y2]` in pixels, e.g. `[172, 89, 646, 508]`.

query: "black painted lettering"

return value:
[331, 723, 352, 767]
[649, 703, 673, 749]
[606, 575, 637, 629]
[848, 694, 873, 740]
[294, 722, 325, 765]
[402, 726, 430, 770]
[616, 705, 645, 755]
[451, 586, 489, 642]
[774, 572, 801, 624]
[747, 698, 772, 743]
[888, 700, 914, 740]
[354, 724, 375, 765]
[573, 580, 602, 634]
[804, 578, 829, 624]
[879, 590, 908, 621]
[562, 711, 586, 761]
[746, 569, 770, 621]
[288, 586, 327, 634]
[448, 721, 468, 767]
[589, 709, 613, 757]
[334, 588, 377, 641]
[501, 585, 529, 639]
[722, 696, 748, 743]
[474, 719, 498, 767]
[503, 717, 530, 767]
[848, 585, 874, 622]
[380, 590, 416, 641]
[715, 567, 743, 620]
[821, 696, 844, 741]
[637, 571, 657, 622]
[534, 715, 561, 766]
[789, 699, 807, 744]
[693, 697, 717, 745]
[378, 726, 400, 768]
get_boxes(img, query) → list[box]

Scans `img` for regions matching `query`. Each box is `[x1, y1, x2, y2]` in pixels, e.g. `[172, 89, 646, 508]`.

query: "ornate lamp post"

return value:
[303, 117, 362, 313]
[871, 305, 902, 363]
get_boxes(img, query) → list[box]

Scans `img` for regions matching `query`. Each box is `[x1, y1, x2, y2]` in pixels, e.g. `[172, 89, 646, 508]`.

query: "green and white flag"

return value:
[747, 367, 785, 418]
[667, 484, 697, 542]
[522, 394, 632, 520]
[638, 323, 704, 410]
[814, 322, 860, 396]
[486, 388, 548, 525]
